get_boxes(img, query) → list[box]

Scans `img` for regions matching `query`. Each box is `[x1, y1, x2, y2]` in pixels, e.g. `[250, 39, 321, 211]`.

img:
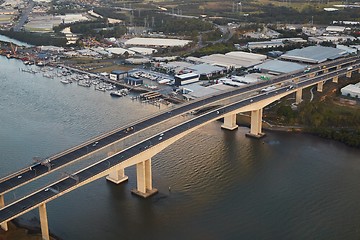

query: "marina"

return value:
[16, 62, 174, 106]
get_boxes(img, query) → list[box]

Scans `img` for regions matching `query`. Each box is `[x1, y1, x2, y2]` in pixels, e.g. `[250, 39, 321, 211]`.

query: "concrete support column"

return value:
[0, 195, 8, 231]
[336, 65, 341, 70]
[332, 76, 338, 83]
[317, 81, 324, 92]
[295, 89, 303, 104]
[221, 114, 238, 130]
[293, 77, 299, 83]
[323, 69, 328, 73]
[39, 203, 50, 240]
[131, 159, 158, 198]
[246, 109, 265, 138]
[106, 167, 128, 184]
[346, 71, 352, 78]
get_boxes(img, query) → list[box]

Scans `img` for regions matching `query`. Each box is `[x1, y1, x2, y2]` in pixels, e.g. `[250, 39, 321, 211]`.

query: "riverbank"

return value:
[0, 220, 58, 240]
[237, 113, 305, 133]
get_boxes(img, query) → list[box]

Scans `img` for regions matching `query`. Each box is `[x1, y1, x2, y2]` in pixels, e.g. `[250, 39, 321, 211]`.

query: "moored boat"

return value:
[110, 89, 129, 97]
[60, 79, 72, 84]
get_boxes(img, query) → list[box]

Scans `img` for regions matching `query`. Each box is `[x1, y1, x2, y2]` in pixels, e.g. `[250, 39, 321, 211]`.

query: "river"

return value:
[1, 55, 360, 240]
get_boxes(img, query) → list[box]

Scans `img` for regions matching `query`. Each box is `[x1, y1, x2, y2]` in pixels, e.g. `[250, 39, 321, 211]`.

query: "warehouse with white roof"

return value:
[106, 47, 135, 55]
[125, 37, 192, 47]
[186, 51, 267, 69]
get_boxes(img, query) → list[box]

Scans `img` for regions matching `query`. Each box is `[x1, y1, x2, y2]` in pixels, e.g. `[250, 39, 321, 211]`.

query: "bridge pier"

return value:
[221, 114, 238, 130]
[317, 81, 324, 92]
[332, 76, 338, 83]
[346, 71, 352, 78]
[246, 109, 265, 138]
[0, 195, 8, 231]
[106, 167, 128, 184]
[39, 203, 50, 240]
[295, 89, 303, 104]
[337, 65, 341, 70]
[131, 159, 158, 198]
[323, 69, 328, 73]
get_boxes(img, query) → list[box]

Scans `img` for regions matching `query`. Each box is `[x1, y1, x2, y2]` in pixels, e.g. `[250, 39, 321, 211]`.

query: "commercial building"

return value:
[174, 72, 199, 86]
[125, 77, 143, 86]
[110, 70, 128, 81]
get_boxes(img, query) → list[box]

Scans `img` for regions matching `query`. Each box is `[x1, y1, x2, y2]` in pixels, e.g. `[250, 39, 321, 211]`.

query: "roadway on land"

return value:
[13, 0, 34, 32]
[0, 61, 359, 224]
[0, 56, 359, 197]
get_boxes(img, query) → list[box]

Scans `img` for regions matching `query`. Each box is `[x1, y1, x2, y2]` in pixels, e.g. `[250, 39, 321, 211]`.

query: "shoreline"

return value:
[0, 219, 60, 240]
[237, 113, 305, 133]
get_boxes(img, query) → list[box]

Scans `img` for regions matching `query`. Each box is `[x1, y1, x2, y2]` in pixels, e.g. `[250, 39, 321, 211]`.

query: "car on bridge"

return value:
[303, 67, 311, 73]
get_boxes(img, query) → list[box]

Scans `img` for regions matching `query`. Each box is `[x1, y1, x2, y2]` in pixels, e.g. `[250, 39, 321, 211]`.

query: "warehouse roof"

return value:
[106, 47, 135, 55]
[280, 46, 348, 63]
[125, 37, 191, 47]
[187, 63, 225, 75]
[186, 51, 266, 69]
[255, 60, 306, 74]
[128, 47, 157, 55]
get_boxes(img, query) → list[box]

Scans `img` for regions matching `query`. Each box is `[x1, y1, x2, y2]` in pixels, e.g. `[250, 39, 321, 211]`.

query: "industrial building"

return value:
[308, 36, 356, 44]
[125, 77, 143, 86]
[110, 70, 128, 81]
[341, 82, 360, 98]
[186, 63, 226, 78]
[186, 51, 267, 69]
[182, 82, 233, 100]
[128, 47, 157, 55]
[154, 61, 194, 74]
[280, 45, 348, 64]
[255, 59, 306, 75]
[325, 26, 346, 33]
[336, 45, 358, 55]
[124, 37, 192, 47]
[247, 40, 284, 50]
[174, 72, 199, 86]
[124, 58, 151, 65]
[106, 47, 135, 56]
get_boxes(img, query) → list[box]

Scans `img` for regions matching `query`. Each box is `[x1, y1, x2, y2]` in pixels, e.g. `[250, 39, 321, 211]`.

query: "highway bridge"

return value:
[0, 55, 359, 239]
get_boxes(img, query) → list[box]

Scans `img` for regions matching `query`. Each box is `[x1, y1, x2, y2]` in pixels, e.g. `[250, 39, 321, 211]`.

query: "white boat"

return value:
[60, 79, 72, 84]
[95, 86, 106, 92]
[78, 81, 91, 87]
[110, 89, 129, 97]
